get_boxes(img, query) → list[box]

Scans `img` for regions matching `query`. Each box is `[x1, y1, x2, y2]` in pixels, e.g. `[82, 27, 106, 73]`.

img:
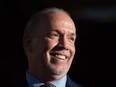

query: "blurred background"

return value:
[0, 0, 116, 87]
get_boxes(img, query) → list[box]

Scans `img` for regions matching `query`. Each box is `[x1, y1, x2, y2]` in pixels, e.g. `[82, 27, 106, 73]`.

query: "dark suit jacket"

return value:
[66, 75, 83, 87]
[10, 75, 83, 87]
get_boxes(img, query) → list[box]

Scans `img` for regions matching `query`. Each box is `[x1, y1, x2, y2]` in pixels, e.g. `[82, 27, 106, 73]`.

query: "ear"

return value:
[23, 34, 33, 54]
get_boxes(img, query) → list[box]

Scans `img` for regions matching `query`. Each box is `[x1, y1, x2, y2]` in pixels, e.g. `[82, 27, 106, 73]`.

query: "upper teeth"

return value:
[55, 55, 66, 60]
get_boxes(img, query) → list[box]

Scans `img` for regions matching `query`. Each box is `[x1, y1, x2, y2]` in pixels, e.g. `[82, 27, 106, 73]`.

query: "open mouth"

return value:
[50, 53, 66, 60]
[50, 51, 70, 60]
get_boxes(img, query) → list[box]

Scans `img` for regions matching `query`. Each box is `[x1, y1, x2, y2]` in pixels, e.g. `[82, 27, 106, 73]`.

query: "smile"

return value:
[50, 51, 70, 60]
[54, 54, 66, 60]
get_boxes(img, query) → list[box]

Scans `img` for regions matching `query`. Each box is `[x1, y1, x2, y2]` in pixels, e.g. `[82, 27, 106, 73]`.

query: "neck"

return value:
[27, 69, 65, 83]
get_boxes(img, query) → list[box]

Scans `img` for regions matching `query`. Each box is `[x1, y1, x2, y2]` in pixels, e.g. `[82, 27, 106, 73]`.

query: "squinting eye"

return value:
[52, 34, 59, 37]
[69, 37, 75, 43]
[49, 33, 59, 39]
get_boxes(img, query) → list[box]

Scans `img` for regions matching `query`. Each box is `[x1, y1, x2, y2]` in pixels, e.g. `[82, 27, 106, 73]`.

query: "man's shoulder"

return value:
[66, 75, 84, 87]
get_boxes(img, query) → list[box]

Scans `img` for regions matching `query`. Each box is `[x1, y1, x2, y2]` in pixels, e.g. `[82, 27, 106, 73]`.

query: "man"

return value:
[23, 7, 83, 87]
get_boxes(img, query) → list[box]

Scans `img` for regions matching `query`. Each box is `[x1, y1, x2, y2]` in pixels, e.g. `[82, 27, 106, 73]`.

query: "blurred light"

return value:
[76, 6, 116, 22]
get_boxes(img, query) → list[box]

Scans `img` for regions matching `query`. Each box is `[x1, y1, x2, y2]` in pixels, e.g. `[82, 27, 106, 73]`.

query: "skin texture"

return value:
[23, 11, 76, 83]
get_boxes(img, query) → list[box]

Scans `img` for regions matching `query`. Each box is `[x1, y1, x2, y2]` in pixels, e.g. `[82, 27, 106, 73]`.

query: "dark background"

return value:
[0, 0, 116, 87]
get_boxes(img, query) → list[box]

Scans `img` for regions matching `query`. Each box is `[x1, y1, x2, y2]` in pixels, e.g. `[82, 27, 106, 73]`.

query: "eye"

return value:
[49, 32, 59, 39]
[69, 36, 76, 43]
[51, 33, 59, 37]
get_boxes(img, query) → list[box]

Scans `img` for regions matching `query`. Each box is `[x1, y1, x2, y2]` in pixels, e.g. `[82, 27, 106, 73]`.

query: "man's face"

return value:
[28, 12, 76, 80]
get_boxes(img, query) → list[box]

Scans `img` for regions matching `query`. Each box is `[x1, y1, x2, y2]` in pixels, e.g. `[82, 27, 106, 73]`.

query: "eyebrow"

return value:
[50, 29, 61, 34]
[70, 33, 77, 37]
[50, 29, 76, 36]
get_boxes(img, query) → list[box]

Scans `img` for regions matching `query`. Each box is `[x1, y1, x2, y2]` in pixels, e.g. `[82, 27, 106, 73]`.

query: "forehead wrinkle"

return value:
[62, 20, 76, 34]
[67, 29, 76, 38]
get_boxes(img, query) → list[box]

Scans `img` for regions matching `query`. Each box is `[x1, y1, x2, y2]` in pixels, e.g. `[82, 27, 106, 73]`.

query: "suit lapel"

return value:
[66, 75, 72, 87]
[66, 75, 83, 87]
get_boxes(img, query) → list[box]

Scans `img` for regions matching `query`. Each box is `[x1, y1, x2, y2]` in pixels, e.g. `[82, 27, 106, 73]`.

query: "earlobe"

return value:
[23, 34, 33, 53]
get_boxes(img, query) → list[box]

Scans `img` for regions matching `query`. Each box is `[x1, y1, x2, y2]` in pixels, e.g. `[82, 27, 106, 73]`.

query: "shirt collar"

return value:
[26, 72, 67, 87]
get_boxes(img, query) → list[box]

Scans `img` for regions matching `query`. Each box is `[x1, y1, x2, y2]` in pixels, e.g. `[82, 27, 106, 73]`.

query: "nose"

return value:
[58, 36, 68, 50]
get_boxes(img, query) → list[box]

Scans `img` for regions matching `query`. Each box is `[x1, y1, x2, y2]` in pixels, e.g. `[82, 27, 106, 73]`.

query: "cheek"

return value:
[45, 39, 58, 51]
[70, 46, 76, 57]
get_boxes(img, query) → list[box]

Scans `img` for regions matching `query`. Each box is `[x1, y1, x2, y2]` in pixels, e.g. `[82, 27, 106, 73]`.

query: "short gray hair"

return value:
[23, 7, 71, 36]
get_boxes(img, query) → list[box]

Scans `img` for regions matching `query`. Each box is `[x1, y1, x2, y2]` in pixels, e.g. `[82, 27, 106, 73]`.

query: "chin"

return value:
[47, 64, 68, 79]
[50, 71, 66, 80]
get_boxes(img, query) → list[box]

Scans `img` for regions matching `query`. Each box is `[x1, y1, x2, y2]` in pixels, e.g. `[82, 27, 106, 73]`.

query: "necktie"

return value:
[40, 83, 56, 87]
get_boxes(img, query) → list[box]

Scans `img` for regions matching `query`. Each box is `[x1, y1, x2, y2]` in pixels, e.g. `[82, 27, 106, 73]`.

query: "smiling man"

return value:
[23, 7, 83, 87]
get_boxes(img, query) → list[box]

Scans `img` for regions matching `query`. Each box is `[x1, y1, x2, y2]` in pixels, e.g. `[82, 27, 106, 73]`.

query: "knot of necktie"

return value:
[40, 83, 56, 87]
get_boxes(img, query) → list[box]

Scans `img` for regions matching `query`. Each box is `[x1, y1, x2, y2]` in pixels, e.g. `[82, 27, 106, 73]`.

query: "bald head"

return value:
[24, 7, 72, 36]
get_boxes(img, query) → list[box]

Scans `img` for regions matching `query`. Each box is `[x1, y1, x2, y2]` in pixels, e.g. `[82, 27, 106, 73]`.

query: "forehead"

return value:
[35, 12, 76, 35]
[49, 12, 75, 29]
